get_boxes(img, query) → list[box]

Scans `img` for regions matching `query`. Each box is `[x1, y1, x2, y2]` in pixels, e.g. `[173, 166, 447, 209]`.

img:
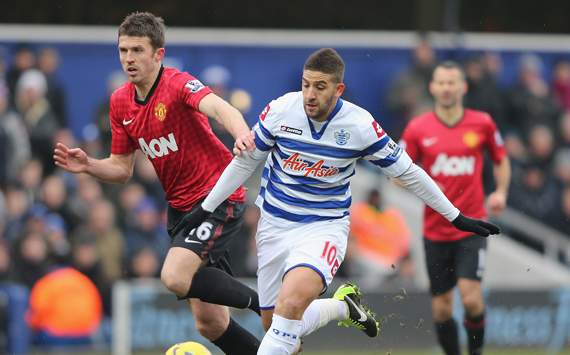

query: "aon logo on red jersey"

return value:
[430, 153, 475, 176]
[138, 133, 179, 159]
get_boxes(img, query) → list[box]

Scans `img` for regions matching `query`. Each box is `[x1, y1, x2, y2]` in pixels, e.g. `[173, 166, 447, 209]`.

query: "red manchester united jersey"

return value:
[400, 109, 506, 241]
[109, 66, 245, 211]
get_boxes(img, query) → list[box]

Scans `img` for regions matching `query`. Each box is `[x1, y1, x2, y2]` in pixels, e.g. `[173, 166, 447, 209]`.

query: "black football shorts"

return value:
[167, 200, 245, 274]
[424, 235, 487, 296]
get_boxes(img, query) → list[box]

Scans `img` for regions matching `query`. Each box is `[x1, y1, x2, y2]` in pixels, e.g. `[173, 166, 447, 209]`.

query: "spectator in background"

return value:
[70, 234, 112, 315]
[552, 60, 570, 111]
[124, 198, 169, 260]
[349, 189, 412, 288]
[37, 47, 67, 127]
[527, 124, 555, 170]
[12, 230, 51, 289]
[464, 55, 508, 132]
[15, 69, 60, 174]
[127, 246, 161, 279]
[6, 45, 35, 108]
[557, 111, 570, 149]
[508, 161, 560, 225]
[19, 159, 43, 203]
[40, 174, 80, 232]
[0, 83, 30, 187]
[386, 35, 436, 139]
[26, 267, 102, 347]
[81, 198, 124, 284]
[508, 54, 563, 134]
[3, 184, 31, 241]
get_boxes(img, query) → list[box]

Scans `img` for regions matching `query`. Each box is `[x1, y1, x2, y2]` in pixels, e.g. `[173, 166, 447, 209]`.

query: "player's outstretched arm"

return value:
[394, 162, 500, 237]
[198, 93, 255, 155]
[53, 142, 135, 184]
[173, 148, 269, 237]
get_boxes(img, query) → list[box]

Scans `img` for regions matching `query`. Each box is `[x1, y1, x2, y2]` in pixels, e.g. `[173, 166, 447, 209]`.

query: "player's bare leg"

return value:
[190, 299, 230, 340]
[432, 289, 461, 355]
[161, 247, 203, 297]
[459, 278, 485, 355]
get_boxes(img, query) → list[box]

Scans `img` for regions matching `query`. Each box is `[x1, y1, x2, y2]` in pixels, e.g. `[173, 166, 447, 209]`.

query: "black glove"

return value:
[171, 205, 211, 237]
[451, 213, 500, 237]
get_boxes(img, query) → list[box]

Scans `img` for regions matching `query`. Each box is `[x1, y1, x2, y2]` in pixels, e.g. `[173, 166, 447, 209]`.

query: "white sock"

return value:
[299, 299, 349, 337]
[258, 314, 302, 355]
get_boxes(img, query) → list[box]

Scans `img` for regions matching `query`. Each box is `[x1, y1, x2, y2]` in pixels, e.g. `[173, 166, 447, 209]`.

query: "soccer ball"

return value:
[165, 341, 212, 355]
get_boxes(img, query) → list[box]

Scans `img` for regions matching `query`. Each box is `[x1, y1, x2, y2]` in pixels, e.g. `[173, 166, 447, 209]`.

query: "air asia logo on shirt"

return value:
[431, 153, 475, 176]
[280, 125, 302, 135]
[334, 129, 351, 145]
[138, 133, 179, 159]
[282, 153, 339, 177]
[185, 79, 205, 93]
[154, 102, 167, 122]
[372, 121, 384, 138]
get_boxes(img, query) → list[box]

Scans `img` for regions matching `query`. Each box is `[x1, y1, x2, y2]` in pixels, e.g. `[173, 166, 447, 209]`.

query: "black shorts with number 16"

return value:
[167, 200, 245, 274]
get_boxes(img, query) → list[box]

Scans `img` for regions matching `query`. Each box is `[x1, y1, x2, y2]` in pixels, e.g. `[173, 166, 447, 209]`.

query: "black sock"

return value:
[212, 318, 260, 355]
[464, 312, 485, 355]
[186, 267, 260, 315]
[435, 318, 461, 355]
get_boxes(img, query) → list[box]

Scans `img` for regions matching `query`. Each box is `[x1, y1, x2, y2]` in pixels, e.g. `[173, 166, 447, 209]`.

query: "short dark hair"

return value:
[304, 48, 345, 83]
[433, 60, 466, 81]
[118, 12, 165, 50]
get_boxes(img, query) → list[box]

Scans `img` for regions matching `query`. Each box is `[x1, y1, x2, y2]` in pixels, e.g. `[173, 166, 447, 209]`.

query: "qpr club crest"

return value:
[334, 129, 351, 145]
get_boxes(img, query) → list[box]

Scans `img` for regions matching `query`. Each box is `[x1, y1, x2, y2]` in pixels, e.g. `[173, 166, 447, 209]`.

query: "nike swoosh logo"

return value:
[122, 118, 134, 125]
[345, 296, 368, 322]
[184, 238, 202, 244]
[422, 138, 438, 147]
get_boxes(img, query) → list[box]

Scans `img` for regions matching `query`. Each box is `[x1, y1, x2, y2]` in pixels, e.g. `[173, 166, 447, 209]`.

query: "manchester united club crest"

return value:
[463, 131, 479, 148]
[334, 129, 351, 145]
[155, 102, 167, 122]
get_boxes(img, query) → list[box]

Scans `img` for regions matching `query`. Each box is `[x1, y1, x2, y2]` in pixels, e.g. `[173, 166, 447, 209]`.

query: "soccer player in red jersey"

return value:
[401, 61, 511, 355]
[53, 12, 260, 355]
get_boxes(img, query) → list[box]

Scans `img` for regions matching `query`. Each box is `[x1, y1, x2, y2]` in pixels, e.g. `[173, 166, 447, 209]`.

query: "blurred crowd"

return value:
[0, 39, 569, 351]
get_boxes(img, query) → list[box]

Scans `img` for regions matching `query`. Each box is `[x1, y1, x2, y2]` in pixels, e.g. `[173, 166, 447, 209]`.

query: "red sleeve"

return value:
[109, 95, 137, 155]
[484, 114, 507, 163]
[172, 72, 214, 110]
[400, 120, 421, 162]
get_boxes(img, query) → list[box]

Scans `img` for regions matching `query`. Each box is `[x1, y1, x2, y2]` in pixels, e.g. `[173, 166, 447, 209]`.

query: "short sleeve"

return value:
[484, 114, 507, 163]
[252, 101, 280, 152]
[361, 118, 412, 178]
[399, 121, 421, 162]
[172, 72, 214, 110]
[109, 96, 137, 155]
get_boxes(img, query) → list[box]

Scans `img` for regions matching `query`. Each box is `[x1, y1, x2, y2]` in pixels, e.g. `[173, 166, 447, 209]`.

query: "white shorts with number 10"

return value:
[256, 211, 349, 310]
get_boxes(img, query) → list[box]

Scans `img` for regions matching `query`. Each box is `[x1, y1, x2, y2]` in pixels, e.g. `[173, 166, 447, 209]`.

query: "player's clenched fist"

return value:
[171, 205, 211, 237]
[53, 142, 89, 173]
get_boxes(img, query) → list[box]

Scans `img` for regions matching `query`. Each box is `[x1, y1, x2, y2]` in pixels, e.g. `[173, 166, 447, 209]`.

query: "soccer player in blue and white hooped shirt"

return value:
[176, 48, 500, 354]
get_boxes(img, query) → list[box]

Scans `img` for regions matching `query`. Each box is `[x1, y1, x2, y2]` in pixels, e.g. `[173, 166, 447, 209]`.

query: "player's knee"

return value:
[160, 268, 189, 297]
[194, 315, 227, 340]
[462, 293, 484, 315]
[432, 301, 453, 321]
[276, 296, 308, 318]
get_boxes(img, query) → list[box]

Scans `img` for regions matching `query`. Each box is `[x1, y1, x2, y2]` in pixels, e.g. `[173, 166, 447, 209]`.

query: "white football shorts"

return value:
[255, 211, 349, 310]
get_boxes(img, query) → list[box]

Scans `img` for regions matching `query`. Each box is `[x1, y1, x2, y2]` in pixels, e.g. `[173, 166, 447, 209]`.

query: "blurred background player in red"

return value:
[400, 61, 511, 355]
[53, 12, 260, 355]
